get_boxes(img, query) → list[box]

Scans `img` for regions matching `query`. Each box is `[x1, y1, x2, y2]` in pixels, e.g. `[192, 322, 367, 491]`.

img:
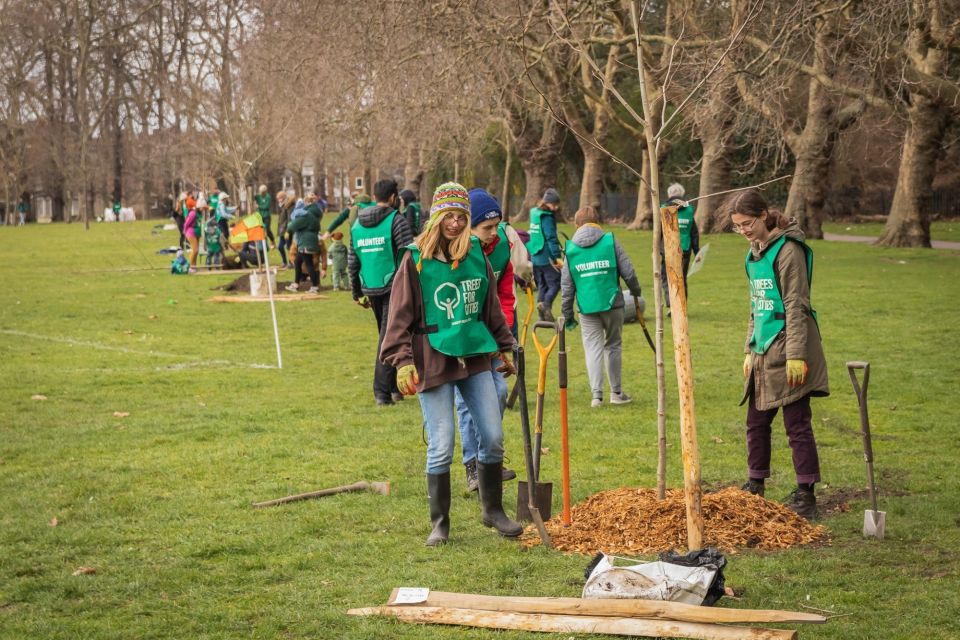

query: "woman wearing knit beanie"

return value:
[380, 182, 522, 546]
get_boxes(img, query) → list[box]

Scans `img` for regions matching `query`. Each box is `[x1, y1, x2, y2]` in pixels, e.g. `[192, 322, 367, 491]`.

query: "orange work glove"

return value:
[397, 364, 420, 396]
[786, 359, 809, 387]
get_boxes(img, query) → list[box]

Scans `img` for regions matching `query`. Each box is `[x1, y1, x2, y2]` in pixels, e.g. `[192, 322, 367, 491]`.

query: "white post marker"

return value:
[261, 238, 283, 369]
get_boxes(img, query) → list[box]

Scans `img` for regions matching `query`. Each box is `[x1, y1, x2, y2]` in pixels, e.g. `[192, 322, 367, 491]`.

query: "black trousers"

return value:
[294, 251, 319, 286]
[370, 292, 400, 401]
[661, 249, 691, 307]
[174, 215, 186, 249]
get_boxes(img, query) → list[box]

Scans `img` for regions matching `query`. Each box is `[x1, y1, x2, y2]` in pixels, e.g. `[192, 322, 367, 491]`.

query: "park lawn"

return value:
[1, 219, 959, 640]
[822, 220, 960, 243]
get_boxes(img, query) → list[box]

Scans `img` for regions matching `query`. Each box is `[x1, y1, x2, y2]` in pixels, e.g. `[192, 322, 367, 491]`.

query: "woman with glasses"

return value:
[381, 182, 522, 546]
[724, 189, 829, 521]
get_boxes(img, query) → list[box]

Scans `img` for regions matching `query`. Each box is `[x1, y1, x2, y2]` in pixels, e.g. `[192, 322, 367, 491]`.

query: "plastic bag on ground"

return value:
[583, 549, 726, 606]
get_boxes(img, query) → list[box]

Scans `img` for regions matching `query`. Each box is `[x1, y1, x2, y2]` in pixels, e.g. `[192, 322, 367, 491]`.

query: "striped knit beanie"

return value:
[416, 182, 472, 273]
[426, 182, 471, 230]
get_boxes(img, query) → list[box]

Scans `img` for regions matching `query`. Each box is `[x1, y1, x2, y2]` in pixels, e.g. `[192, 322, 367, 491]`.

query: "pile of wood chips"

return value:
[520, 487, 828, 554]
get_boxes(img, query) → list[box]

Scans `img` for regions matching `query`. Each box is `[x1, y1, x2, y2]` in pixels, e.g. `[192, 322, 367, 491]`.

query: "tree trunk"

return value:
[501, 140, 512, 221]
[695, 93, 736, 232]
[781, 76, 847, 240]
[878, 95, 947, 247]
[519, 158, 557, 220]
[503, 92, 564, 220]
[362, 163, 372, 196]
[783, 143, 831, 240]
[579, 147, 605, 213]
[629, 151, 654, 229]
[404, 145, 424, 196]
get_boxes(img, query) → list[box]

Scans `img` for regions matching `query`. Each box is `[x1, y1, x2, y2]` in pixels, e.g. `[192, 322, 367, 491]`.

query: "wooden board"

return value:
[207, 293, 327, 303]
[192, 269, 258, 277]
[386, 589, 824, 625]
[348, 606, 797, 640]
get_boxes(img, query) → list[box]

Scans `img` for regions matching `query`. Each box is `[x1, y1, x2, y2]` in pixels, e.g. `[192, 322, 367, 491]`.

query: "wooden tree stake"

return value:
[659, 205, 704, 550]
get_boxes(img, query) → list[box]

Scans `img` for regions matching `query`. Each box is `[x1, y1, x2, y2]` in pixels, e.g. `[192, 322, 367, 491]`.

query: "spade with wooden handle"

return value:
[847, 361, 885, 539]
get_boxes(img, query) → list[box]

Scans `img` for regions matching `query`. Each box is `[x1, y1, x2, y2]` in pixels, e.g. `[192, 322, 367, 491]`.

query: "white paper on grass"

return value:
[686, 243, 710, 278]
[583, 554, 716, 605]
[390, 588, 430, 605]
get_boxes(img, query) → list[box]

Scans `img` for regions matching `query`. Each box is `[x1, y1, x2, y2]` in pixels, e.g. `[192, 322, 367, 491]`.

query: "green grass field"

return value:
[822, 220, 960, 243]
[1, 220, 958, 639]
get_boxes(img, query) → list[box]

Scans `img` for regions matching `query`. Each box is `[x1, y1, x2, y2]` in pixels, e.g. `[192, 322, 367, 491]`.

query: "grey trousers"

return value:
[579, 309, 623, 399]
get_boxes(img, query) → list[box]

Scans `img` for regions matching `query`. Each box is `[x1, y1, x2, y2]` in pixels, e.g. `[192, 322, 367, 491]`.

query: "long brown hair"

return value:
[721, 189, 789, 230]
[414, 211, 472, 266]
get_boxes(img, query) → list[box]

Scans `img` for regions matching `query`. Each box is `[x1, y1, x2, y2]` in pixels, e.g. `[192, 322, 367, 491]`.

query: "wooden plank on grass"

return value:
[386, 589, 825, 625]
[348, 606, 798, 640]
[207, 294, 328, 303]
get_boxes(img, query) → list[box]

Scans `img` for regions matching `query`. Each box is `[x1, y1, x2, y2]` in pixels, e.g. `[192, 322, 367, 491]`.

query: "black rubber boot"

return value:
[741, 479, 765, 497]
[477, 462, 523, 537]
[425, 472, 451, 546]
[785, 487, 817, 520]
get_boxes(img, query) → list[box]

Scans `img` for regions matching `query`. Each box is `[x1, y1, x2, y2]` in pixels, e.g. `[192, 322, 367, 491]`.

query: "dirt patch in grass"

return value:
[520, 487, 829, 555]
[215, 274, 332, 294]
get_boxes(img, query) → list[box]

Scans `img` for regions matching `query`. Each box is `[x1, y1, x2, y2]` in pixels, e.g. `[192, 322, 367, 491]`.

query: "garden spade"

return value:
[847, 361, 886, 539]
[514, 346, 552, 547]
[530, 321, 559, 481]
[506, 286, 536, 409]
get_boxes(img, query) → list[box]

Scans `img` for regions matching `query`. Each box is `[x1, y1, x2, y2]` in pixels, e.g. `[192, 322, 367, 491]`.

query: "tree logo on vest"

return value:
[434, 283, 461, 320]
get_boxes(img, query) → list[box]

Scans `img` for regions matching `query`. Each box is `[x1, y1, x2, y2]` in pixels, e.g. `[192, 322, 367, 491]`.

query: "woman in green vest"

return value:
[560, 206, 643, 408]
[381, 182, 522, 546]
[528, 188, 564, 321]
[724, 189, 829, 520]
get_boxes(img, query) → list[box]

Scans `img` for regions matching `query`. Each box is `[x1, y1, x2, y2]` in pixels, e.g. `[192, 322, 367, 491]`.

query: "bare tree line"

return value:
[0, 0, 956, 246]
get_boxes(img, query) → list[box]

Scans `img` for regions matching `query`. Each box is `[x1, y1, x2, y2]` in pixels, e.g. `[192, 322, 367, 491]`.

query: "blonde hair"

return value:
[258, 184, 267, 194]
[414, 211, 472, 268]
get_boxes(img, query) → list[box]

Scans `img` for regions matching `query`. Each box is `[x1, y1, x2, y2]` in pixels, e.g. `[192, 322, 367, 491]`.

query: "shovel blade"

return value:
[516, 480, 553, 523]
[863, 510, 886, 539]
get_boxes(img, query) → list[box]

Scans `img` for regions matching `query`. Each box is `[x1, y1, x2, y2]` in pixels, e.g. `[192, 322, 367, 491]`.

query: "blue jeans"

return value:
[418, 370, 504, 475]
[456, 358, 508, 464]
[534, 264, 561, 305]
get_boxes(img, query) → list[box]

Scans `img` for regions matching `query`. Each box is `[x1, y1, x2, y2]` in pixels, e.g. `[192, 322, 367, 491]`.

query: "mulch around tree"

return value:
[519, 487, 829, 555]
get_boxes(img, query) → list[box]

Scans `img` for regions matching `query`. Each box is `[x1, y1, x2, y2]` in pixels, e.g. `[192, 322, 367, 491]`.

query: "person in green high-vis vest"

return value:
[381, 182, 522, 547]
[399, 189, 424, 236]
[453, 187, 519, 492]
[254, 185, 275, 248]
[660, 183, 700, 312]
[724, 189, 829, 521]
[527, 188, 564, 321]
[348, 179, 414, 406]
[560, 206, 644, 408]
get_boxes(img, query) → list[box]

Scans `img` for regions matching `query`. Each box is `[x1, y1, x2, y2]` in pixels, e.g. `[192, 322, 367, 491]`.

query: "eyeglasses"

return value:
[731, 217, 761, 233]
[442, 213, 468, 226]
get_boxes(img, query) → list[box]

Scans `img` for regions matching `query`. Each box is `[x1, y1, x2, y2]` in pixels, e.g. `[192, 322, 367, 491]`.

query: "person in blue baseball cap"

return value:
[449, 188, 519, 492]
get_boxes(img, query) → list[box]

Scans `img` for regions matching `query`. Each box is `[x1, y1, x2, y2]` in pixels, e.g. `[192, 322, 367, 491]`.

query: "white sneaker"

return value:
[591, 398, 602, 408]
[285, 283, 299, 292]
[308, 286, 319, 294]
[610, 391, 633, 405]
